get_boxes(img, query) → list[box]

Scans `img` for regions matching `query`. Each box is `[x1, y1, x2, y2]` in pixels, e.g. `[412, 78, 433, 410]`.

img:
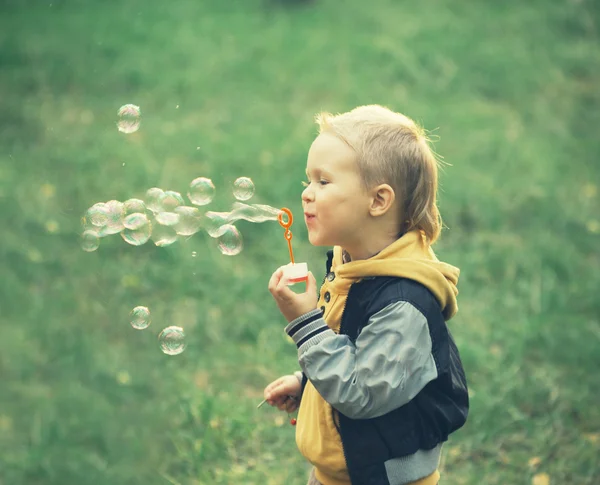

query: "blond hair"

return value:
[315, 105, 443, 245]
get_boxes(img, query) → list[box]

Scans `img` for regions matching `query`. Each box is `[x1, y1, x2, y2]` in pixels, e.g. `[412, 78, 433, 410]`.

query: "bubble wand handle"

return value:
[278, 208, 295, 264]
[277, 208, 308, 285]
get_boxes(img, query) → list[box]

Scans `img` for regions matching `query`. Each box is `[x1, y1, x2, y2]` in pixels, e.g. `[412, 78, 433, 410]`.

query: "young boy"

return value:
[265, 105, 469, 485]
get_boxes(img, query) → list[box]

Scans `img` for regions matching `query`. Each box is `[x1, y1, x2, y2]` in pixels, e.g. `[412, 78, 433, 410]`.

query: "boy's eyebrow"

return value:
[306, 167, 328, 177]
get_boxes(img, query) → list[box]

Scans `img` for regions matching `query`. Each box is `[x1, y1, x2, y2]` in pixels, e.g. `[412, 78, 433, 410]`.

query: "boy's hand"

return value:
[268, 268, 318, 322]
[264, 375, 301, 412]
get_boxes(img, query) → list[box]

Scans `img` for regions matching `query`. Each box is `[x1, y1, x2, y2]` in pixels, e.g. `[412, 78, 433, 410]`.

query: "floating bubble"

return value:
[123, 212, 149, 230]
[152, 225, 177, 246]
[86, 203, 110, 227]
[174, 206, 202, 236]
[81, 216, 93, 233]
[121, 213, 151, 246]
[191, 251, 197, 257]
[205, 211, 231, 238]
[217, 224, 243, 256]
[81, 230, 100, 252]
[233, 177, 255, 201]
[155, 211, 180, 226]
[252, 204, 283, 220]
[158, 326, 186, 355]
[130, 306, 151, 330]
[160, 190, 185, 212]
[152, 214, 178, 247]
[117, 104, 141, 134]
[229, 202, 282, 223]
[188, 177, 215, 206]
[123, 198, 146, 215]
[145, 188, 165, 213]
[95, 200, 124, 236]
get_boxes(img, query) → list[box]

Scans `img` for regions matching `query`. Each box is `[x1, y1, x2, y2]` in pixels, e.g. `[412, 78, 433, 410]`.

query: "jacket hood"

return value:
[332, 230, 460, 320]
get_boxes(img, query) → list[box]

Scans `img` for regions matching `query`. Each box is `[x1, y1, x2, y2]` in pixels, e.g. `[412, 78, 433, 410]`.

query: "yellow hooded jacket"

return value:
[294, 230, 460, 485]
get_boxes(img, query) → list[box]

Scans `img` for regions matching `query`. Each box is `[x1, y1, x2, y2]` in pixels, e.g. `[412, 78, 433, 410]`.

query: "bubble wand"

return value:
[277, 208, 308, 285]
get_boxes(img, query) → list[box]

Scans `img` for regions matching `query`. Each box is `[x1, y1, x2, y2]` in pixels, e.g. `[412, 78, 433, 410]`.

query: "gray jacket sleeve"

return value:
[284, 301, 439, 419]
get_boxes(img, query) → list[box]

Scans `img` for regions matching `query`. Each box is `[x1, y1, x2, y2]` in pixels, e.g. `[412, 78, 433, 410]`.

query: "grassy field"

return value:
[1, 0, 599, 484]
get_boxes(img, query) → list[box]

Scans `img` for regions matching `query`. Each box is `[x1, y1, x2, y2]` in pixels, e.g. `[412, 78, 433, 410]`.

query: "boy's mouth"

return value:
[304, 213, 316, 224]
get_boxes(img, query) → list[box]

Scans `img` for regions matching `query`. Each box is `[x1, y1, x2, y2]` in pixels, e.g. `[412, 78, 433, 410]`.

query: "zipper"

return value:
[337, 282, 354, 337]
[332, 404, 352, 482]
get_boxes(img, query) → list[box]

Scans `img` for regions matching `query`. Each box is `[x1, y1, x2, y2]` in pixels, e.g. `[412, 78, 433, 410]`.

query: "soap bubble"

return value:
[152, 225, 177, 246]
[86, 203, 110, 227]
[81, 230, 100, 252]
[130, 306, 151, 330]
[155, 211, 180, 226]
[174, 206, 203, 236]
[205, 211, 231, 238]
[121, 213, 151, 246]
[188, 177, 215, 206]
[229, 202, 282, 223]
[152, 213, 178, 247]
[217, 224, 243, 256]
[160, 190, 185, 212]
[98, 200, 125, 236]
[117, 104, 141, 134]
[123, 198, 146, 215]
[81, 216, 93, 233]
[145, 188, 165, 213]
[158, 326, 186, 355]
[123, 212, 149, 230]
[233, 177, 255, 201]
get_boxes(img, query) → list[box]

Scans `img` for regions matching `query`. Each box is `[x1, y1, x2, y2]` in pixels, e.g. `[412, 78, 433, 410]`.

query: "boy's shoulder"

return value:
[341, 277, 446, 344]
[350, 275, 440, 318]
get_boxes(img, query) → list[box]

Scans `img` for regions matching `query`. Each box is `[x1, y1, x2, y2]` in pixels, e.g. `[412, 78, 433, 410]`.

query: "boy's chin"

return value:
[307, 233, 319, 245]
[308, 233, 333, 247]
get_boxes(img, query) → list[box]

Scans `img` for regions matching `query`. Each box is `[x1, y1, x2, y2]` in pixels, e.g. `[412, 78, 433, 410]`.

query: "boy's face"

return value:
[302, 133, 372, 251]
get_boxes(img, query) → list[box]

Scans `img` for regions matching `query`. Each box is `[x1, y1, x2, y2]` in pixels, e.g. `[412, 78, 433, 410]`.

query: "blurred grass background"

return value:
[1, 0, 599, 484]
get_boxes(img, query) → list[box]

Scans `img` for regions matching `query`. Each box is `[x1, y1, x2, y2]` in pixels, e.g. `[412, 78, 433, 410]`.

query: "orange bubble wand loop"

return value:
[278, 208, 295, 264]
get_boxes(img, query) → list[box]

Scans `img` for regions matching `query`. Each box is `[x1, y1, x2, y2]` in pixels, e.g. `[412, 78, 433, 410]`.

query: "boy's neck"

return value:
[342, 231, 400, 262]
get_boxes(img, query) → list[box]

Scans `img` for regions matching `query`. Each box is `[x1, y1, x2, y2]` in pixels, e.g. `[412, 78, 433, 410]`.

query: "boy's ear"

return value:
[369, 184, 395, 217]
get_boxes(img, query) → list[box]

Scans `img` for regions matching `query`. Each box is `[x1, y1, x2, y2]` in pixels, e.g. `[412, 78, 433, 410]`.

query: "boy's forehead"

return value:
[307, 133, 357, 171]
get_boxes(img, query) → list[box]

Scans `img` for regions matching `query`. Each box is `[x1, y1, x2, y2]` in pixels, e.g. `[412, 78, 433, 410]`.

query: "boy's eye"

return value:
[302, 179, 329, 187]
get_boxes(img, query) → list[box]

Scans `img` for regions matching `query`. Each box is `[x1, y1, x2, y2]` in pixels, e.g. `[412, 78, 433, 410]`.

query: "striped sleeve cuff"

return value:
[285, 308, 335, 354]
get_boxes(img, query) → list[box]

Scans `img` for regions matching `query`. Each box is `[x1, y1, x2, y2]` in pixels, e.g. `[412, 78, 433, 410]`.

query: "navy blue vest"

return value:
[321, 251, 469, 485]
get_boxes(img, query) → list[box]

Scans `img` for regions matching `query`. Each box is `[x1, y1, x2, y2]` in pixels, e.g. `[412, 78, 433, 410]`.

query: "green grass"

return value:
[1, 0, 599, 483]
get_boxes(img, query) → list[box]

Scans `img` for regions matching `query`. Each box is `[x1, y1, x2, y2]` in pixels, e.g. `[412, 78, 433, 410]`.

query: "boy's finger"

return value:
[266, 381, 281, 394]
[305, 271, 317, 294]
[266, 389, 282, 401]
[266, 376, 284, 389]
[264, 379, 282, 396]
[275, 275, 296, 297]
[266, 385, 293, 402]
[277, 398, 293, 411]
[267, 271, 279, 294]
[264, 387, 279, 400]
[268, 268, 285, 295]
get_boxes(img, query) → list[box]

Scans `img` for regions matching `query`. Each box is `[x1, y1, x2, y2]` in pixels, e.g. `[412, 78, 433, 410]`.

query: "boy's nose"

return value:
[301, 186, 314, 203]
